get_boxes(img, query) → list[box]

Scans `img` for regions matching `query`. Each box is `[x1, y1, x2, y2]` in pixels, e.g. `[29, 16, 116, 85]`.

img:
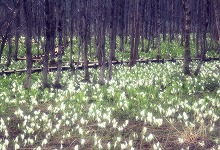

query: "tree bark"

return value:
[54, 0, 63, 88]
[80, 0, 90, 82]
[14, 0, 21, 61]
[183, 0, 191, 75]
[98, 0, 107, 85]
[129, 0, 139, 66]
[156, 0, 161, 59]
[194, 0, 209, 76]
[42, 0, 51, 88]
[213, 0, 220, 53]
[23, 0, 33, 89]
[6, 36, 12, 67]
[49, 1, 56, 65]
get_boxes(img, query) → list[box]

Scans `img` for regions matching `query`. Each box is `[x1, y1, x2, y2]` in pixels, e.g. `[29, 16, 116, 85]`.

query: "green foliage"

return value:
[1, 60, 219, 149]
[0, 36, 219, 149]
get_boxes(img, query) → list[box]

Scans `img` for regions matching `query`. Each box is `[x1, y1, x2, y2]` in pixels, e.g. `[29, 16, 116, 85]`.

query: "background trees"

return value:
[0, 0, 219, 87]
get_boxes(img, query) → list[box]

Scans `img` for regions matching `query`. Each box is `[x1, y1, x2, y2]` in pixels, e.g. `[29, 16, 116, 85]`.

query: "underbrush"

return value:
[0, 61, 219, 149]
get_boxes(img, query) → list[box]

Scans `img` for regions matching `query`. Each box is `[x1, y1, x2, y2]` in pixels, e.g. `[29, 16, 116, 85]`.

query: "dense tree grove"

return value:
[0, 0, 219, 87]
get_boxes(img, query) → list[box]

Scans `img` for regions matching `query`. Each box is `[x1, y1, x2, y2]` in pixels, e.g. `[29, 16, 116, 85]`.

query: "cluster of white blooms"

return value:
[0, 61, 219, 149]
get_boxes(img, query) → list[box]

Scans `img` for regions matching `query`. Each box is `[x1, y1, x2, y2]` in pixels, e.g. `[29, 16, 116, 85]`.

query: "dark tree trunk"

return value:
[69, 1, 76, 72]
[62, 0, 68, 46]
[156, 0, 161, 59]
[119, 0, 125, 52]
[42, 0, 52, 88]
[194, 0, 209, 76]
[108, 0, 117, 80]
[0, 36, 7, 63]
[98, 0, 107, 85]
[213, 0, 220, 53]
[183, 0, 191, 75]
[109, 0, 117, 61]
[129, 0, 139, 66]
[14, 0, 21, 61]
[49, 1, 56, 65]
[80, 0, 90, 82]
[54, 0, 63, 88]
[23, 0, 33, 89]
[6, 36, 12, 67]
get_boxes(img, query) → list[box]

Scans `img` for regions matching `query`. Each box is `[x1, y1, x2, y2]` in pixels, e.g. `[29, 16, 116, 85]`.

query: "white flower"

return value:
[81, 139, 85, 145]
[42, 139, 47, 146]
[146, 133, 154, 142]
[198, 141, 205, 147]
[36, 146, 41, 150]
[79, 128, 83, 135]
[183, 112, 188, 120]
[4, 139, 9, 146]
[107, 142, 111, 149]
[117, 136, 121, 142]
[178, 138, 184, 144]
[121, 142, 127, 149]
[15, 144, 20, 150]
[142, 127, 147, 135]
[129, 140, 133, 147]
[74, 145, 79, 150]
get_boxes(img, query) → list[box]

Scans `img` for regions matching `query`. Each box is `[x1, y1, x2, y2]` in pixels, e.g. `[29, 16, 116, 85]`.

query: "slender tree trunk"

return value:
[108, 0, 117, 80]
[129, 0, 139, 66]
[213, 0, 220, 53]
[156, 0, 161, 59]
[6, 36, 12, 67]
[98, 1, 107, 85]
[23, 0, 33, 89]
[49, 1, 56, 66]
[0, 36, 7, 63]
[195, 0, 209, 76]
[42, 0, 51, 88]
[14, 0, 20, 61]
[183, 0, 191, 75]
[70, 17, 74, 71]
[81, 0, 90, 82]
[119, 0, 125, 52]
[54, 0, 63, 88]
[129, 0, 135, 66]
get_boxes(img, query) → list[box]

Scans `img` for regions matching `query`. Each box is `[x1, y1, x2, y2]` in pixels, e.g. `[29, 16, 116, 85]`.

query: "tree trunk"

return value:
[98, 0, 107, 85]
[213, 0, 220, 53]
[54, 0, 63, 88]
[49, 1, 56, 66]
[81, 0, 90, 82]
[119, 0, 125, 52]
[194, 0, 209, 76]
[0, 36, 7, 63]
[129, 0, 139, 66]
[156, 0, 161, 59]
[183, 0, 191, 75]
[42, 0, 51, 88]
[14, 0, 20, 61]
[6, 36, 12, 67]
[23, 0, 33, 89]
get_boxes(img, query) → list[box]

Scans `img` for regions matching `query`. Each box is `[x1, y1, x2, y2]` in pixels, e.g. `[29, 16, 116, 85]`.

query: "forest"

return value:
[0, 0, 220, 149]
